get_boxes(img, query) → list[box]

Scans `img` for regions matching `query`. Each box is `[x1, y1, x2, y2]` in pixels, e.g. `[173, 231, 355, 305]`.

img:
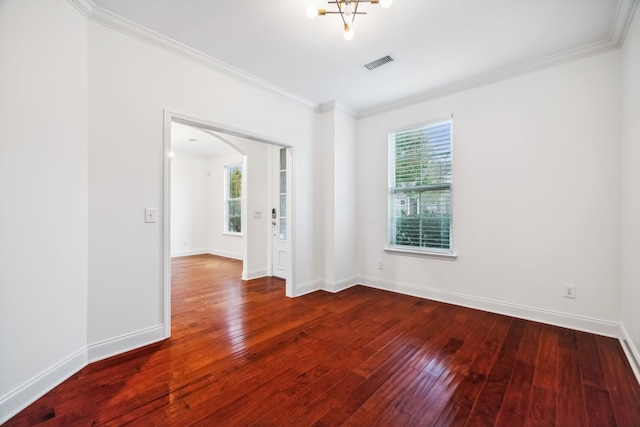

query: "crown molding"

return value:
[611, 0, 639, 46]
[68, 0, 637, 119]
[316, 101, 357, 117]
[66, 0, 94, 18]
[66, 0, 318, 110]
[358, 0, 638, 118]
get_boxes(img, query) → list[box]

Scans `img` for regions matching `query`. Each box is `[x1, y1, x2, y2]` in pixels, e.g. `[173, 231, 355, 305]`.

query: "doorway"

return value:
[271, 146, 289, 279]
[162, 111, 293, 338]
[170, 121, 245, 261]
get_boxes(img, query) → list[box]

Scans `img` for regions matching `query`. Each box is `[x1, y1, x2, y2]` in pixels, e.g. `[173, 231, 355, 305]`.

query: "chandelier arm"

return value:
[338, 2, 348, 26]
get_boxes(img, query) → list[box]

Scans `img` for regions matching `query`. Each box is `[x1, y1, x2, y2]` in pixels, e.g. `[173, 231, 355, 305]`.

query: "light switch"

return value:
[145, 208, 157, 223]
[253, 211, 262, 219]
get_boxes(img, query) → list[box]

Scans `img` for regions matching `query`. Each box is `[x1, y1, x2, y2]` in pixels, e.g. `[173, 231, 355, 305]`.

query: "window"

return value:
[278, 147, 287, 241]
[388, 120, 452, 253]
[225, 163, 242, 234]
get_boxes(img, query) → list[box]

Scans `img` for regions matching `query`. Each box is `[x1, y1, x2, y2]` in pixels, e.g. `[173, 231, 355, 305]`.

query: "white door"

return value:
[271, 147, 288, 279]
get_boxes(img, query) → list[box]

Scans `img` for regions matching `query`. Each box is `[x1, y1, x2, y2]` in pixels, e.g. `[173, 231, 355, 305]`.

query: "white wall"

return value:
[357, 50, 622, 334]
[317, 109, 334, 284]
[621, 9, 640, 368]
[0, 0, 88, 421]
[314, 105, 358, 290]
[170, 151, 246, 260]
[171, 155, 213, 256]
[87, 20, 316, 349]
[333, 108, 358, 284]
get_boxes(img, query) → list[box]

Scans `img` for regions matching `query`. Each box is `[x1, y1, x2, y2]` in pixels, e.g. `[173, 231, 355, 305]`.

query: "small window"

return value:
[279, 147, 287, 241]
[225, 163, 242, 234]
[388, 120, 452, 253]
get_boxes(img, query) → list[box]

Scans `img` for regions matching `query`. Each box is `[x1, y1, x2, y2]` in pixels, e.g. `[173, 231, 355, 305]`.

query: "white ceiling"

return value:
[171, 122, 238, 159]
[90, 0, 637, 115]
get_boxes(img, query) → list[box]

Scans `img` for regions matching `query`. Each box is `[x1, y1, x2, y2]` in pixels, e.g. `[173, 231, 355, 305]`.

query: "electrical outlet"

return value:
[563, 284, 576, 299]
[377, 259, 384, 269]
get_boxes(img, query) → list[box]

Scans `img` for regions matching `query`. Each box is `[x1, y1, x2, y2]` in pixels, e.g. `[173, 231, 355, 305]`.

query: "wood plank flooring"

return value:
[6, 254, 640, 426]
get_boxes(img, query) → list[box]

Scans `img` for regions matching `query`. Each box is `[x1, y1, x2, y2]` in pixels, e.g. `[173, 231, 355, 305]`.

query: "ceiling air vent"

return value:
[364, 54, 395, 71]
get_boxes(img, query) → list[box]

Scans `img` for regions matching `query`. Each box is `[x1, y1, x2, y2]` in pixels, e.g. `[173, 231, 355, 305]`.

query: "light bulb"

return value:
[343, 24, 354, 40]
[343, 1, 353, 19]
[380, 0, 393, 8]
[306, 5, 319, 19]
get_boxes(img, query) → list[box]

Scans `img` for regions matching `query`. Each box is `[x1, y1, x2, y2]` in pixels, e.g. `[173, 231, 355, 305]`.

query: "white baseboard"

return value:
[620, 324, 640, 385]
[171, 249, 210, 258]
[294, 279, 323, 296]
[0, 326, 166, 424]
[357, 276, 620, 338]
[322, 276, 360, 293]
[207, 249, 243, 261]
[293, 276, 359, 296]
[87, 325, 166, 363]
[242, 268, 268, 281]
[171, 249, 243, 260]
[0, 347, 88, 425]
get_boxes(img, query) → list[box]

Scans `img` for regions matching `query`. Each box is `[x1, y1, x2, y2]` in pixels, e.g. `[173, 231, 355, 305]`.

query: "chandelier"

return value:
[306, 0, 394, 40]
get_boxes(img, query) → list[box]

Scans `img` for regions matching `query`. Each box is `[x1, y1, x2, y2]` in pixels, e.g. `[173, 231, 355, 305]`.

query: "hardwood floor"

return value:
[6, 254, 640, 426]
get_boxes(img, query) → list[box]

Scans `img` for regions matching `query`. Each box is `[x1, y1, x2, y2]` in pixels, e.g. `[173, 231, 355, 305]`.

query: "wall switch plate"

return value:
[563, 284, 576, 299]
[145, 208, 157, 223]
[378, 259, 384, 269]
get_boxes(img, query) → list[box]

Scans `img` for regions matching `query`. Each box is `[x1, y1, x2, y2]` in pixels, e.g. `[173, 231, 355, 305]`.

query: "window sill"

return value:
[384, 247, 458, 260]
[223, 232, 244, 237]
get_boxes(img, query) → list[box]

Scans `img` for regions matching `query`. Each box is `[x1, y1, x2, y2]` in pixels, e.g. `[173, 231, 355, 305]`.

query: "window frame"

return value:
[224, 162, 243, 235]
[386, 118, 456, 259]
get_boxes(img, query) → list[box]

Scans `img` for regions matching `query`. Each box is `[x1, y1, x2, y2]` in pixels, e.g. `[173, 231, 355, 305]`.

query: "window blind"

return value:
[388, 120, 452, 252]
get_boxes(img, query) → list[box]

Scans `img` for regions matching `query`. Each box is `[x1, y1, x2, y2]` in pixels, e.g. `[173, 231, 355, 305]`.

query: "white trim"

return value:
[207, 249, 243, 261]
[356, 276, 621, 337]
[611, 0, 640, 46]
[322, 276, 360, 293]
[619, 324, 640, 385]
[87, 325, 165, 363]
[171, 249, 213, 258]
[163, 111, 172, 339]
[316, 101, 357, 117]
[66, 0, 94, 17]
[384, 247, 458, 260]
[284, 146, 295, 298]
[67, 0, 638, 119]
[243, 268, 269, 281]
[66, 0, 316, 110]
[294, 277, 359, 296]
[358, 0, 639, 118]
[171, 250, 243, 261]
[0, 348, 88, 425]
[294, 279, 324, 297]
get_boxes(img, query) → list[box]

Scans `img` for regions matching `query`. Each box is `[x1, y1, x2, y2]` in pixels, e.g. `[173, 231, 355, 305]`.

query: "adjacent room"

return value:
[1, 0, 639, 424]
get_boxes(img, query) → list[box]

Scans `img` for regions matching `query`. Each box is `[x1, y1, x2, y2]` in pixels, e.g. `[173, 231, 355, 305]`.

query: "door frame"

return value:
[269, 144, 292, 279]
[163, 110, 294, 338]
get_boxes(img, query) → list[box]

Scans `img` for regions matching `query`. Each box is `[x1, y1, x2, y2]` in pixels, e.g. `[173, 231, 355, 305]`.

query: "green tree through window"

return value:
[226, 164, 242, 233]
